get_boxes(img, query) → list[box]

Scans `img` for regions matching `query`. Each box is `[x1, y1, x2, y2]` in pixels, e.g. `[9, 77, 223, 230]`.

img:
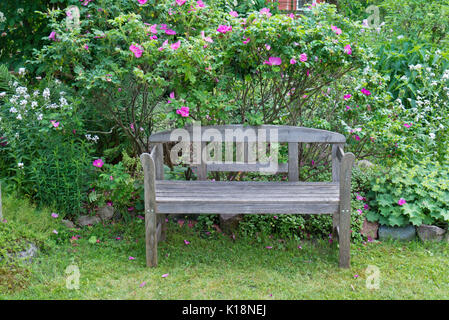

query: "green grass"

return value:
[1, 195, 448, 299]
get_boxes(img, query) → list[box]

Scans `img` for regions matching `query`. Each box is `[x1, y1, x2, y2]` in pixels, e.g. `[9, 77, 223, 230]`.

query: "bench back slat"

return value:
[149, 125, 346, 143]
[288, 142, 299, 181]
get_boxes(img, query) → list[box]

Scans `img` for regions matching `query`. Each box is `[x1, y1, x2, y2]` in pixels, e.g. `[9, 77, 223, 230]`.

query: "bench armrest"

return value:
[332, 144, 344, 182]
[332, 144, 355, 187]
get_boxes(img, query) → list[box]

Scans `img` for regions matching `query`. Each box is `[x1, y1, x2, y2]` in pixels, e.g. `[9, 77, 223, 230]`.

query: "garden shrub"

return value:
[0, 71, 95, 216]
[89, 151, 144, 219]
[3, 0, 447, 240]
[0, 0, 69, 71]
[32, 1, 396, 163]
[366, 158, 449, 228]
[341, 0, 449, 164]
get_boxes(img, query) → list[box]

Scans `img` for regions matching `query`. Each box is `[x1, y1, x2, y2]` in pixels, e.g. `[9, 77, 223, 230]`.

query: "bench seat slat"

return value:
[157, 203, 339, 214]
[156, 180, 339, 186]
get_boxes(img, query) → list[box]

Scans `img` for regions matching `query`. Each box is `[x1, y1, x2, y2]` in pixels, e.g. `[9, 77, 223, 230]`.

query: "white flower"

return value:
[59, 97, 68, 107]
[0, 92, 6, 97]
[429, 133, 435, 139]
[43, 88, 50, 99]
[409, 64, 423, 71]
[15, 86, 27, 95]
[31, 101, 38, 108]
[0, 11, 6, 23]
[85, 134, 99, 143]
[17, 8, 24, 14]
[442, 70, 449, 80]
[9, 107, 17, 113]
[33, 90, 39, 96]
[18, 67, 26, 76]
[397, 35, 404, 39]
[37, 113, 43, 121]
[18, 162, 24, 169]
[47, 103, 59, 109]
[16, 114, 22, 120]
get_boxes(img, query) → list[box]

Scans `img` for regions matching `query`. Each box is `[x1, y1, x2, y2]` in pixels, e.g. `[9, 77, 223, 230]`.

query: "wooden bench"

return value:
[140, 125, 355, 268]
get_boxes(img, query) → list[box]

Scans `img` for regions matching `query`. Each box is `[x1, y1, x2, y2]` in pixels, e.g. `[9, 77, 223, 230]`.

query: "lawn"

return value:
[1, 195, 448, 300]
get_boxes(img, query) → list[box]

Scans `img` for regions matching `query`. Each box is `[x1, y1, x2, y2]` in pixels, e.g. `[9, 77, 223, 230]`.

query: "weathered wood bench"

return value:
[140, 125, 355, 268]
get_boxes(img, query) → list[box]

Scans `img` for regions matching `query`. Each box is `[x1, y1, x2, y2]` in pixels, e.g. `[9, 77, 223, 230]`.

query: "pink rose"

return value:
[93, 159, 104, 168]
[263, 57, 282, 66]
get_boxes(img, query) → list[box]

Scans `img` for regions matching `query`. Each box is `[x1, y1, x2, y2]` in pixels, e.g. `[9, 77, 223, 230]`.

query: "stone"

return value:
[0, 242, 39, 264]
[62, 219, 75, 229]
[219, 214, 242, 234]
[378, 224, 416, 241]
[417, 224, 446, 242]
[77, 215, 101, 227]
[361, 218, 379, 239]
[17, 242, 39, 263]
[97, 206, 114, 221]
[357, 160, 375, 169]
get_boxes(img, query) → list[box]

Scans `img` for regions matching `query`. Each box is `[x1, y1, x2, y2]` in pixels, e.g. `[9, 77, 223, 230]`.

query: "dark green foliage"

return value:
[0, 0, 67, 71]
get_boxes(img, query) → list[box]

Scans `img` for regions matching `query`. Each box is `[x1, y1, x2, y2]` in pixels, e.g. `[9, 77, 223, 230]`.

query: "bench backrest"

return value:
[149, 125, 346, 182]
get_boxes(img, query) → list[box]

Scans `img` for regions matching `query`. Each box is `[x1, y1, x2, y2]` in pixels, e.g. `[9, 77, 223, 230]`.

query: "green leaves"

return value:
[368, 160, 449, 227]
[88, 236, 97, 244]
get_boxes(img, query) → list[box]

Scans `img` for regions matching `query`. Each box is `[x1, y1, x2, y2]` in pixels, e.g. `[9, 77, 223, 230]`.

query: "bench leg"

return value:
[157, 214, 167, 242]
[339, 208, 351, 268]
[141, 152, 158, 267]
[146, 209, 158, 267]
[338, 152, 354, 268]
[332, 212, 339, 242]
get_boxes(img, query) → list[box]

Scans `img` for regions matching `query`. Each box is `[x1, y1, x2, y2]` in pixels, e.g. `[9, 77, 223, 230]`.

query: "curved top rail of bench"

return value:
[149, 125, 346, 143]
